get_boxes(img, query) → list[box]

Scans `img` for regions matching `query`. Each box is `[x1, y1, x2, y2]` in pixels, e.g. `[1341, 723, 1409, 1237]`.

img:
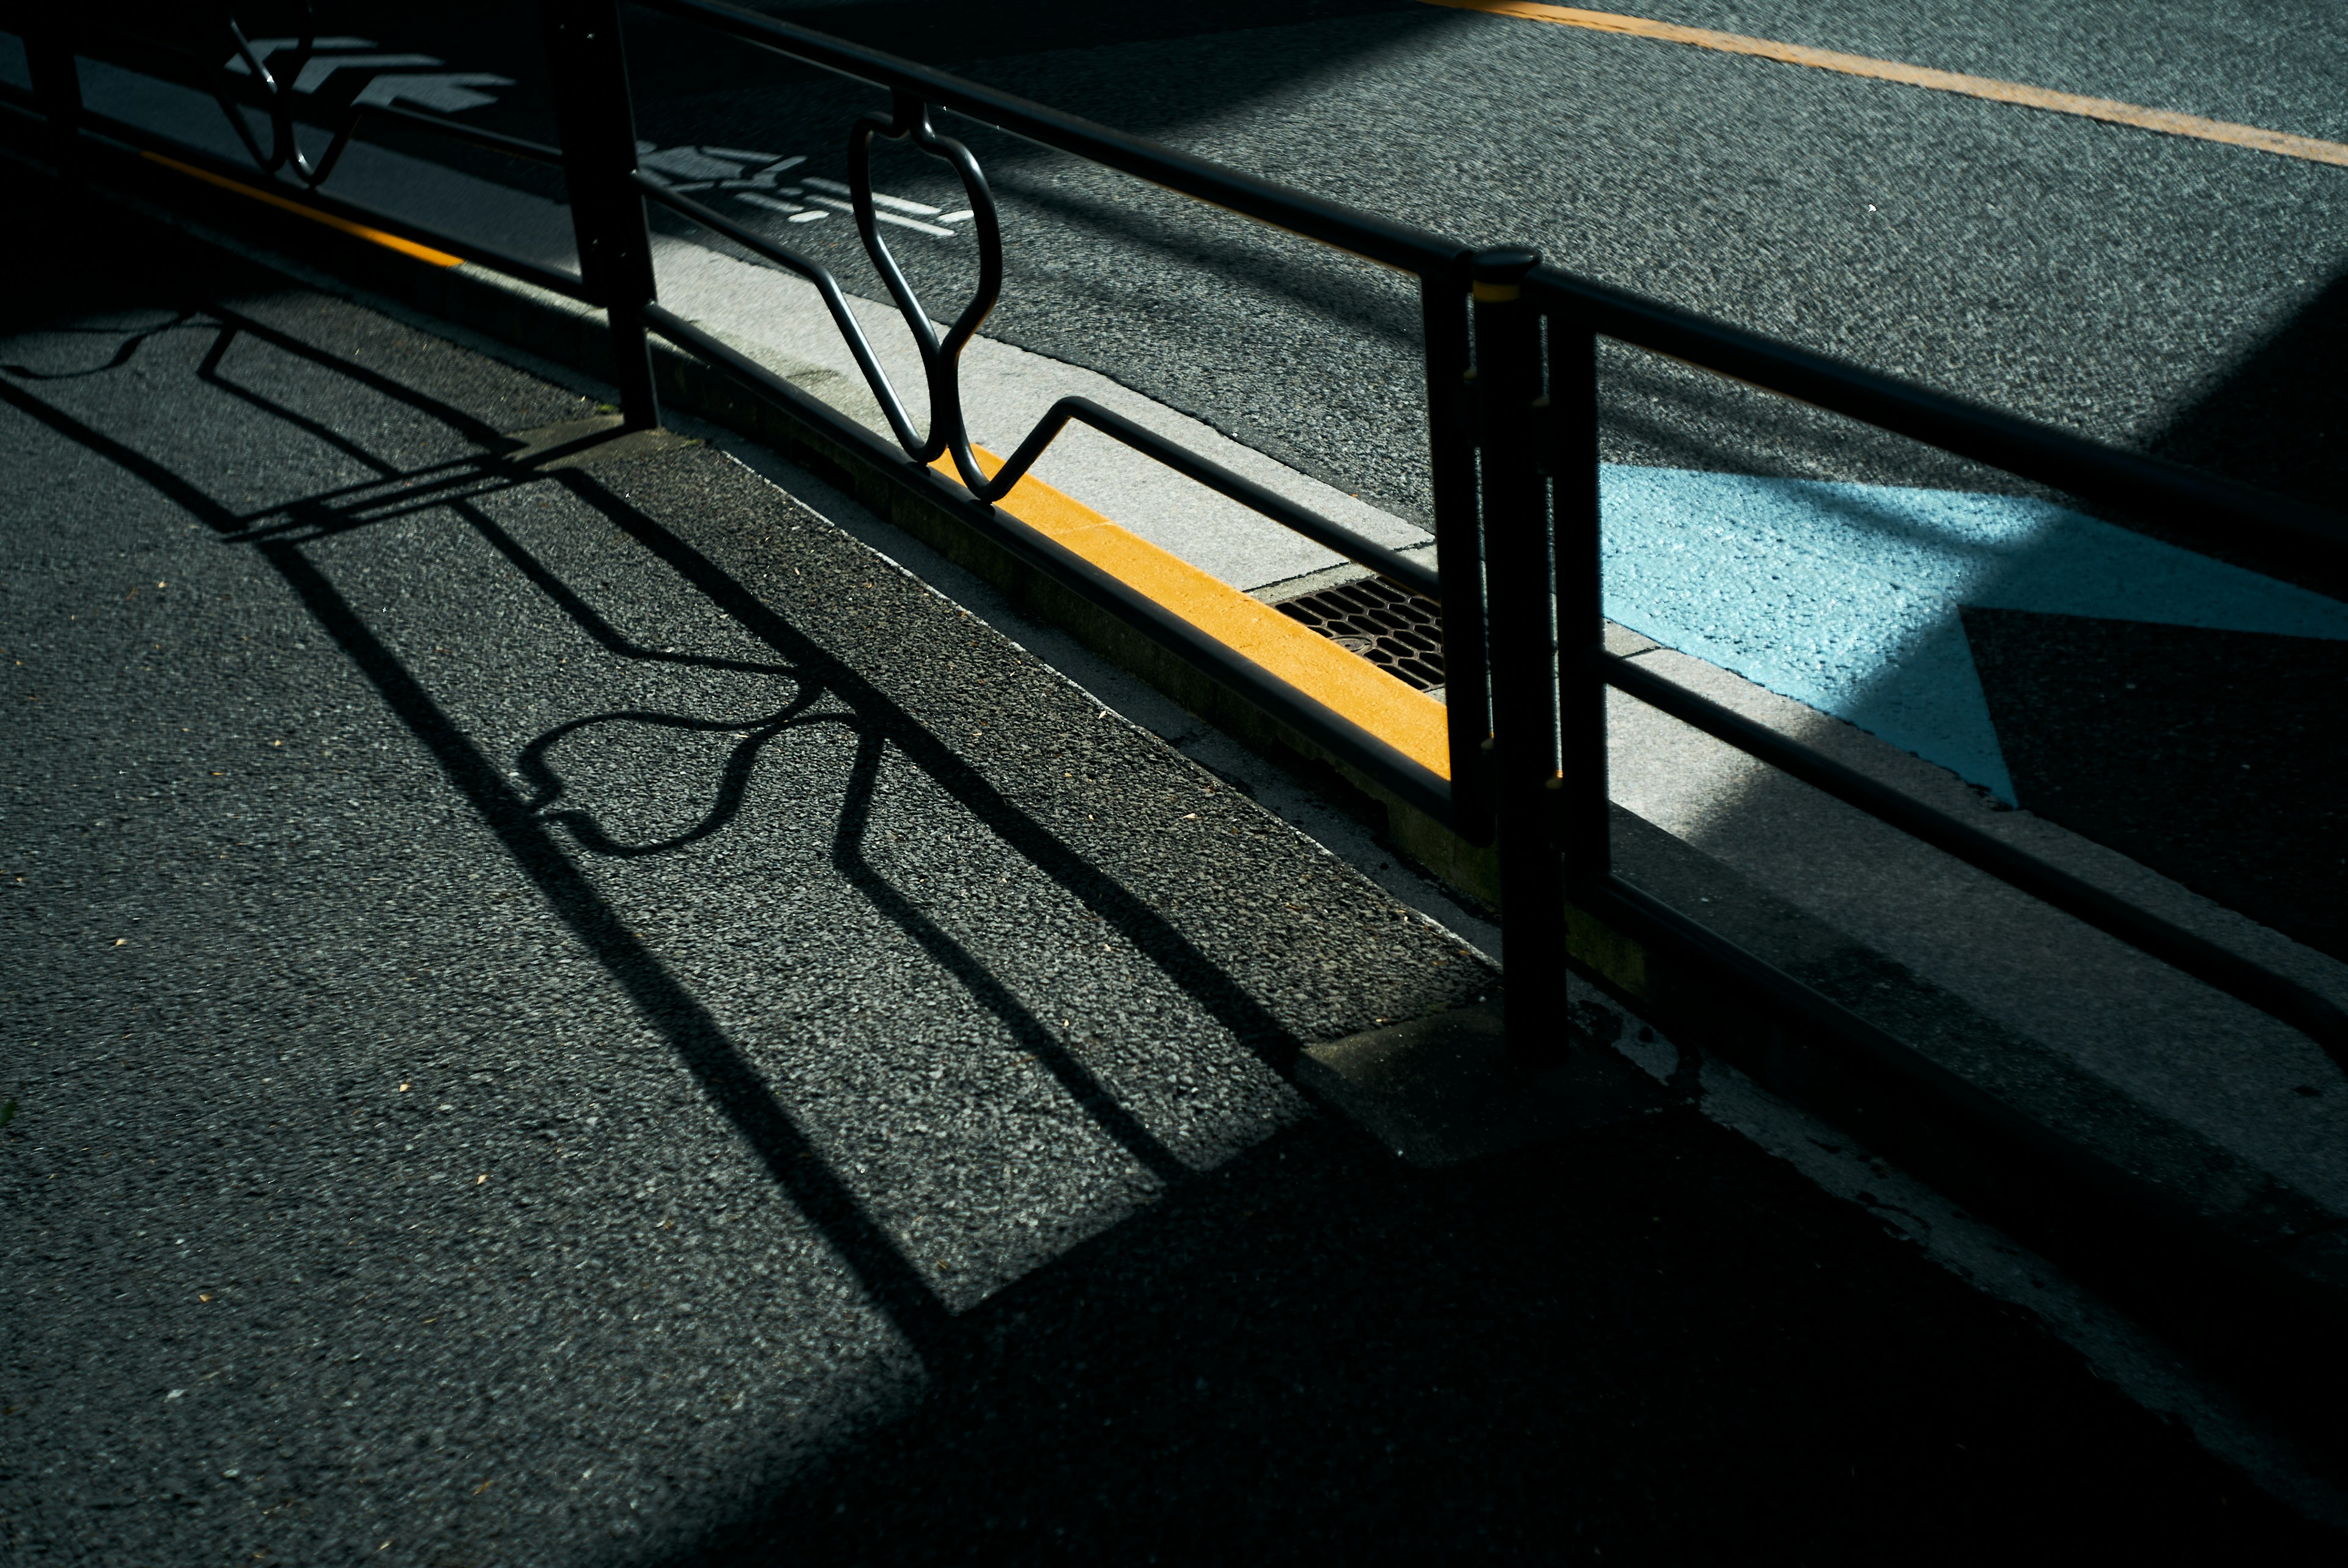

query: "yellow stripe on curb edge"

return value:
[1425, 0, 2348, 169]
[936, 447, 1454, 781]
[141, 152, 466, 266]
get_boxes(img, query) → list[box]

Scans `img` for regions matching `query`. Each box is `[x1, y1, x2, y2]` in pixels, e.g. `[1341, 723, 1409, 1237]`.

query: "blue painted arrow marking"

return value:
[1599, 466, 2348, 804]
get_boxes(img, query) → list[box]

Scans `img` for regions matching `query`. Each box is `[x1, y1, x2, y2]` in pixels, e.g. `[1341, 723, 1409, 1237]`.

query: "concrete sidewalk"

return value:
[2, 182, 2340, 1563]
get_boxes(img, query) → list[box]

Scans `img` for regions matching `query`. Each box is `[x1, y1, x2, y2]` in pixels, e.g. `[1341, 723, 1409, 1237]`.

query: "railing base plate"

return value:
[1297, 997, 1668, 1168]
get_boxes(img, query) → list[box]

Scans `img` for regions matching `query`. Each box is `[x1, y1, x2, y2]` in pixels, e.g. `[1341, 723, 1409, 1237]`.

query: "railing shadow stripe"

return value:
[0, 375, 965, 1363]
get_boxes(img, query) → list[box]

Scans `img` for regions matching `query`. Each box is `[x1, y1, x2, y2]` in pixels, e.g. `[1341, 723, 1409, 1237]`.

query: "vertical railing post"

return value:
[23, 19, 83, 174]
[1472, 246, 1568, 1071]
[1547, 314, 1610, 890]
[539, 0, 662, 430]
[1422, 260, 1493, 845]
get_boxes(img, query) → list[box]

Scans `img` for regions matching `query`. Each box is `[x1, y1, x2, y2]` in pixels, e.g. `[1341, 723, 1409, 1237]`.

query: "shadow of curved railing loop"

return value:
[521, 696, 843, 858]
[0, 311, 202, 381]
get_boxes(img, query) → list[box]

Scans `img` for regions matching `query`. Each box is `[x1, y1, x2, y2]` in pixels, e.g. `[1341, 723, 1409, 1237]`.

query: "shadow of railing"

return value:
[0, 299, 1310, 1367]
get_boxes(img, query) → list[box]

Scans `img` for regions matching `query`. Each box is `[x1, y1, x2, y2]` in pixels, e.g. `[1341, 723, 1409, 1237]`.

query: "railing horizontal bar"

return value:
[632, 0, 1468, 278]
[639, 300, 1457, 826]
[633, 171, 933, 455]
[1595, 649, 2348, 1066]
[358, 103, 564, 166]
[68, 33, 564, 167]
[68, 111, 594, 298]
[1526, 268, 2348, 584]
[987, 397, 1442, 600]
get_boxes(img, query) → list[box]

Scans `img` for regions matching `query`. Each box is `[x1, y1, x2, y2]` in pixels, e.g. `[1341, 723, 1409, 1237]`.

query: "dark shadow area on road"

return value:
[1938, 267, 2348, 959]
[2147, 264, 2348, 526]
[1967, 608, 2348, 964]
[678, 1109, 2336, 1564]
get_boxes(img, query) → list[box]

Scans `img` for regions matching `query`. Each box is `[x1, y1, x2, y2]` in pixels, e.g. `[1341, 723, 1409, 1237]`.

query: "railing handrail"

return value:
[636, 0, 1471, 278]
[64, 4, 2344, 586]
[657, 0, 2347, 587]
[20, 6, 2342, 1083]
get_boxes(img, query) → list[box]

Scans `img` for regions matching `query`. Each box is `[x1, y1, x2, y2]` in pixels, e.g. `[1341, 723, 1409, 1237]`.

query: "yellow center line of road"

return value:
[1424, 0, 2348, 169]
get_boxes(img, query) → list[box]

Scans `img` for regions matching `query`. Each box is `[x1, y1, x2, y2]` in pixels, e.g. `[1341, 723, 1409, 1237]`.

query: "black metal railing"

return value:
[11, 0, 2346, 1083]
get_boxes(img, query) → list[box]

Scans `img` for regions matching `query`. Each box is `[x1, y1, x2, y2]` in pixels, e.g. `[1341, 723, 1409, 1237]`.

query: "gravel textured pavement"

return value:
[1, 183, 2337, 1564]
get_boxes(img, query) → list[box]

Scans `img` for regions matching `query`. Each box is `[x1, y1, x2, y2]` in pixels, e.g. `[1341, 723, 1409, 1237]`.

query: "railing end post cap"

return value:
[1471, 246, 1540, 284]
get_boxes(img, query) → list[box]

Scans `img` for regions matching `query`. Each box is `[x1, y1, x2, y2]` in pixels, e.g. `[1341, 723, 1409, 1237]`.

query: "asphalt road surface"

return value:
[9, 174, 2341, 1564]
[56, 1, 2347, 963]
[94, 0, 2346, 506]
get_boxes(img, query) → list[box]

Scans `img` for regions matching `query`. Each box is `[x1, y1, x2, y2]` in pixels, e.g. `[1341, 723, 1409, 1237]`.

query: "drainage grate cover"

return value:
[1276, 575, 1444, 690]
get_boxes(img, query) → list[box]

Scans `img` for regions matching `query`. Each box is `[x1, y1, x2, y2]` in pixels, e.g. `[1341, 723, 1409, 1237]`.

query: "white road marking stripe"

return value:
[702, 147, 805, 171]
[798, 194, 955, 236]
[352, 73, 512, 113]
[734, 191, 811, 216]
[640, 146, 747, 181]
[800, 176, 942, 217]
[938, 210, 975, 224]
[289, 54, 443, 94]
[220, 40, 510, 114]
[223, 37, 374, 72]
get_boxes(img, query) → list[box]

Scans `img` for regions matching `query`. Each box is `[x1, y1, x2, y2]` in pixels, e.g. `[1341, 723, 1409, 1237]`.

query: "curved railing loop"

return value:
[215, 9, 355, 190]
[206, 8, 563, 193]
[846, 91, 1004, 492]
[629, 172, 1437, 598]
[629, 172, 936, 458]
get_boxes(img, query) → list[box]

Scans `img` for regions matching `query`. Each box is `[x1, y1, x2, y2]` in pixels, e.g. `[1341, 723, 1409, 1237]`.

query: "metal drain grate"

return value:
[1276, 575, 1444, 690]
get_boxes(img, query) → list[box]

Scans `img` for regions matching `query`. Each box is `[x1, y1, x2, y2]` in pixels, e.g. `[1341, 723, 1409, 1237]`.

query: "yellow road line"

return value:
[1424, 0, 2348, 169]
[141, 153, 466, 265]
[937, 447, 1453, 779]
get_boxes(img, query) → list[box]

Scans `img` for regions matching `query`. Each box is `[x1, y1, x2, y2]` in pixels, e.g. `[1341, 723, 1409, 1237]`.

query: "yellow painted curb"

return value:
[937, 447, 1453, 781]
[142, 153, 467, 266]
